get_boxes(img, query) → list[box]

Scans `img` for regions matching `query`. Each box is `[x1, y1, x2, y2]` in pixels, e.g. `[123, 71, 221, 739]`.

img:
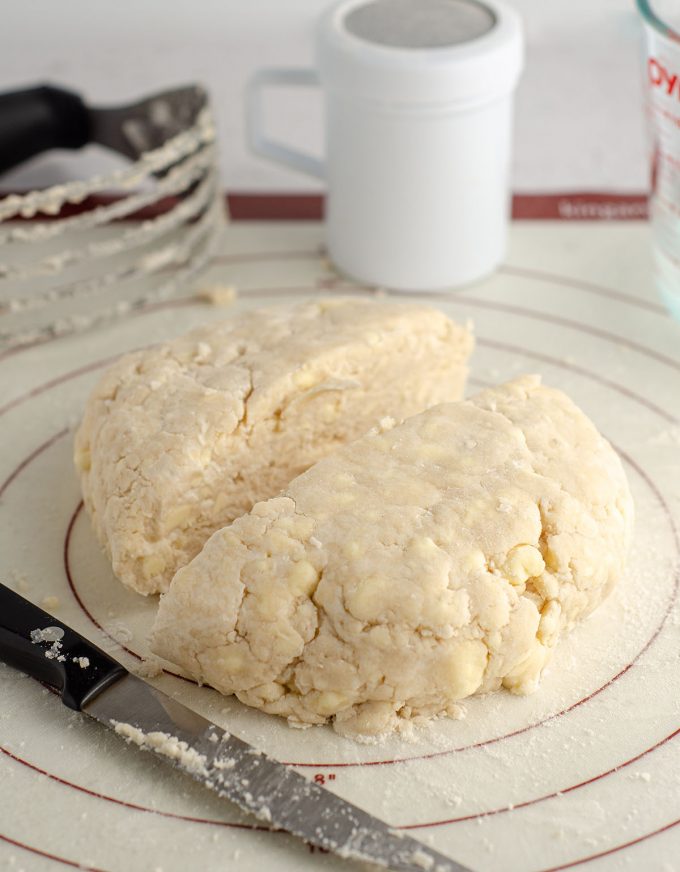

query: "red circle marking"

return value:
[63, 501, 137, 665]
[496, 264, 666, 316]
[401, 727, 680, 830]
[2, 458, 679, 850]
[0, 286, 325, 414]
[2, 295, 679, 861]
[479, 336, 676, 424]
[456, 296, 680, 376]
[7, 370, 674, 773]
[0, 831, 108, 872]
[4, 409, 676, 813]
[0, 357, 120, 419]
[1, 301, 677, 426]
[0, 285, 320, 364]
[1, 758, 678, 872]
[52, 324, 679, 769]
[63, 445, 678, 770]
[1, 330, 675, 428]
[2, 726, 678, 837]
[204, 251, 667, 316]
[0, 255, 673, 368]
[0, 427, 68, 499]
[0, 745, 269, 834]
[62, 501, 195, 685]
[2, 328, 678, 770]
[540, 816, 680, 872]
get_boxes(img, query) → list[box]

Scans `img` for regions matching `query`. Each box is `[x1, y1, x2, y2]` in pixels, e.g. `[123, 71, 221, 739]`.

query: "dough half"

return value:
[152, 375, 634, 737]
[75, 298, 473, 594]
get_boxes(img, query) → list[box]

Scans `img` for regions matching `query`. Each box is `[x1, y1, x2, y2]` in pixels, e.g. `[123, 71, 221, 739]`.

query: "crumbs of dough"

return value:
[109, 623, 133, 644]
[411, 848, 435, 869]
[287, 719, 313, 730]
[378, 416, 396, 432]
[347, 705, 467, 746]
[30, 627, 63, 643]
[30, 626, 67, 661]
[196, 283, 238, 306]
[111, 721, 209, 776]
[631, 771, 652, 782]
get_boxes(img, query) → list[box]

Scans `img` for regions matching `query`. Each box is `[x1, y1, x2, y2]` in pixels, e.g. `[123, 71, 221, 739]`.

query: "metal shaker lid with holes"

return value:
[317, 0, 523, 107]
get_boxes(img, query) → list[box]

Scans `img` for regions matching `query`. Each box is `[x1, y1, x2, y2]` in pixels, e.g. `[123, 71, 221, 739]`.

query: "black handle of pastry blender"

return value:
[0, 85, 90, 176]
[0, 582, 126, 710]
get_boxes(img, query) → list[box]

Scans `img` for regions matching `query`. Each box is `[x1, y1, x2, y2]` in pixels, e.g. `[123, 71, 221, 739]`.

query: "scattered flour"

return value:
[111, 721, 209, 777]
[9, 569, 29, 592]
[30, 626, 66, 661]
[648, 425, 680, 446]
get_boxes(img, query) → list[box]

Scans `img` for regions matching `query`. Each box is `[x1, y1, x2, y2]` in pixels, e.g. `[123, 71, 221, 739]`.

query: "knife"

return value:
[0, 83, 207, 176]
[0, 583, 471, 872]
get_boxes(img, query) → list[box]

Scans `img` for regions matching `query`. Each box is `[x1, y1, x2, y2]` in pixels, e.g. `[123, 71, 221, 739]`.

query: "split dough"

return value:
[152, 375, 633, 737]
[74, 298, 473, 595]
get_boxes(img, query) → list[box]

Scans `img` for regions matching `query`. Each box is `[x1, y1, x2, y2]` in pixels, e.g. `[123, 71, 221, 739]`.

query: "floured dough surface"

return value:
[74, 298, 473, 595]
[152, 376, 634, 737]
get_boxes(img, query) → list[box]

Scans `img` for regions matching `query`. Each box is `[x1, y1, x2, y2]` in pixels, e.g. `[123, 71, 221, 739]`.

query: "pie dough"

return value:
[74, 298, 473, 595]
[152, 375, 633, 737]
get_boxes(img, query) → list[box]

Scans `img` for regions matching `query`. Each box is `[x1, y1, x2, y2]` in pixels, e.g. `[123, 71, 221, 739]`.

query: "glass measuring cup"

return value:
[638, 0, 680, 318]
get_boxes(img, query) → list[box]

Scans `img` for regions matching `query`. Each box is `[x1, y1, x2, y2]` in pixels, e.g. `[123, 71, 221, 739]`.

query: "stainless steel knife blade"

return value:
[85, 674, 470, 872]
[0, 582, 471, 871]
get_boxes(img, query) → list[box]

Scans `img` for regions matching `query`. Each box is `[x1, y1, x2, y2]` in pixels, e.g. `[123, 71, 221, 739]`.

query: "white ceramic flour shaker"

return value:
[247, 0, 524, 290]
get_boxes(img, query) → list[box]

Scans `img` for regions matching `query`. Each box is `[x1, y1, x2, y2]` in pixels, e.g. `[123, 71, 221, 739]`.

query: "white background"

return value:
[0, 0, 649, 194]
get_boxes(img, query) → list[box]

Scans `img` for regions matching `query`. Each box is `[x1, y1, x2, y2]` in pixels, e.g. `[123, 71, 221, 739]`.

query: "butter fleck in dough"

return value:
[75, 298, 473, 595]
[152, 376, 633, 737]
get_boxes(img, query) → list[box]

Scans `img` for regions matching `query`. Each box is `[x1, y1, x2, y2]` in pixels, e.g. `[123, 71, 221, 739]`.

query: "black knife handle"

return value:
[0, 582, 126, 710]
[0, 84, 90, 176]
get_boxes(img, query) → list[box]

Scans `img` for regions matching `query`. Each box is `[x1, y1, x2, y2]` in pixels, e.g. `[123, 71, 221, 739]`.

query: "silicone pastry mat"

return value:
[1, 219, 679, 872]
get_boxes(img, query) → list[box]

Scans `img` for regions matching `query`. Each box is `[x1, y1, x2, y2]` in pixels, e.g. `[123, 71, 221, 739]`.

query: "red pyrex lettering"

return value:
[649, 58, 680, 98]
